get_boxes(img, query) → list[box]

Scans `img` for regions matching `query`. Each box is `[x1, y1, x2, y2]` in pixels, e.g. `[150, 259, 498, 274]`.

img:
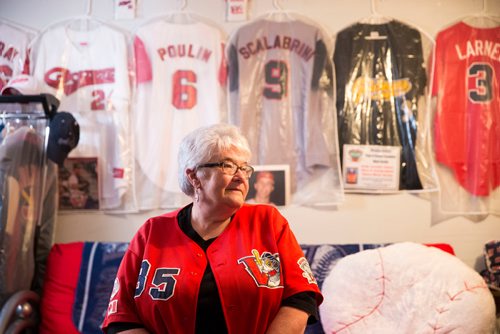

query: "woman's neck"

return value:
[190, 205, 233, 240]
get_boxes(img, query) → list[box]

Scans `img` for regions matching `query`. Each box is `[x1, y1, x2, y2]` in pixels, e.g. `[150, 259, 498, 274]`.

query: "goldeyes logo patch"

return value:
[238, 249, 282, 288]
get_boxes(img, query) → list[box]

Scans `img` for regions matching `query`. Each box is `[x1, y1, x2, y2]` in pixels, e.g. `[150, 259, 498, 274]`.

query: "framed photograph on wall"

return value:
[245, 165, 290, 206]
[58, 157, 99, 210]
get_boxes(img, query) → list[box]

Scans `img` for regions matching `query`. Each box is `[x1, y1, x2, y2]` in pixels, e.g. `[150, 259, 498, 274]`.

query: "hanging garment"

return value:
[30, 19, 134, 210]
[334, 20, 429, 191]
[228, 14, 343, 205]
[0, 21, 33, 90]
[431, 18, 500, 214]
[133, 14, 227, 209]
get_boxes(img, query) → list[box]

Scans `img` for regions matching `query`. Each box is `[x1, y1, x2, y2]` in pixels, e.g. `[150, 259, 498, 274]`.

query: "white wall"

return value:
[1, 0, 499, 270]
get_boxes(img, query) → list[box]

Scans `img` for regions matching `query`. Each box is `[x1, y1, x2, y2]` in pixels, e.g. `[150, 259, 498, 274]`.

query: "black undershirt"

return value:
[107, 204, 318, 334]
[178, 205, 228, 334]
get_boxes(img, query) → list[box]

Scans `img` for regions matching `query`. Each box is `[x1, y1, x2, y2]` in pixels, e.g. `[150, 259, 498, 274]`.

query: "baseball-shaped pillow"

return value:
[320, 242, 496, 334]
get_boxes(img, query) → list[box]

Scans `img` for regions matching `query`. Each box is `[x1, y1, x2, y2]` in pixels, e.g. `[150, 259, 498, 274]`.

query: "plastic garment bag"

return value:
[228, 12, 344, 206]
[0, 100, 49, 306]
[29, 17, 136, 212]
[334, 19, 437, 193]
[0, 19, 35, 91]
[431, 16, 500, 215]
[133, 12, 228, 210]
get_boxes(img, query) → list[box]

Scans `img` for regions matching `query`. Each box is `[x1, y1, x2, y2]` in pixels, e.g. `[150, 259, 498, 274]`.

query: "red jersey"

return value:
[102, 204, 322, 333]
[432, 22, 500, 196]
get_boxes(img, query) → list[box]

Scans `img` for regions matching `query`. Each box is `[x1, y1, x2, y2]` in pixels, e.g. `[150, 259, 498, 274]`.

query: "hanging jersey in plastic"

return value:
[228, 15, 343, 206]
[133, 18, 227, 209]
[334, 20, 428, 191]
[433, 21, 500, 197]
[30, 21, 133, 210]
[0, 22, 32, 90]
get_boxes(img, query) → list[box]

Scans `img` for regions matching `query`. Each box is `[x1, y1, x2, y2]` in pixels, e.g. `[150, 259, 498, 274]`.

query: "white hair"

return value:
[178, 123, 251, 196]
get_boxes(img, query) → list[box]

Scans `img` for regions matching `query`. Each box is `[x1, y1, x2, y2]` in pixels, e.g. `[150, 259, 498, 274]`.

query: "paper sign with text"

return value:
[342, 144, 401, 191]
[114, 0, 136, 20]
[226, 0, 249, 22]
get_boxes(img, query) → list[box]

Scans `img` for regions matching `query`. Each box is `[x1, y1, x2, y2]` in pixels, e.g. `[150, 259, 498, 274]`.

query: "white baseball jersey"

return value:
[0, 22, 31, 90]
[134, 18, 226, 209]
[30, 22, 132, 209]
[228, 17, 341, 202]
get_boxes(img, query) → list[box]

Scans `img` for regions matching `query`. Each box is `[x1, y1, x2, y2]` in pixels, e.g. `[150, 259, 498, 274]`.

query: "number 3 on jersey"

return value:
[172, 70, 197, 109]
[468, 62, 493, 103]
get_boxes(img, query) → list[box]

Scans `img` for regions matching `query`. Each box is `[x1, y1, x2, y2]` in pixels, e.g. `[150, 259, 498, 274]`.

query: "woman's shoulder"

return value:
[128, 208, 184, 250]
[239, 203, 284, 220]
[137, 209, 182, 234]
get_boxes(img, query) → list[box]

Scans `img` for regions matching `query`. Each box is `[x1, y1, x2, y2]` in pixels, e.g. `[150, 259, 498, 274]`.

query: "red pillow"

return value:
[39, 242, 84, 334]
[425, 243, 455, 255]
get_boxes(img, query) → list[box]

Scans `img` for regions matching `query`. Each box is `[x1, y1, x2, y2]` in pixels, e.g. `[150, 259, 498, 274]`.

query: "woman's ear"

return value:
[186, 168, 200, 188]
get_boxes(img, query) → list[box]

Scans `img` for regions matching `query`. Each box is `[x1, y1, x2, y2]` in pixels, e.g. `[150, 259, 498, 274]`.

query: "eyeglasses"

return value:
[197, 160, 254, 179]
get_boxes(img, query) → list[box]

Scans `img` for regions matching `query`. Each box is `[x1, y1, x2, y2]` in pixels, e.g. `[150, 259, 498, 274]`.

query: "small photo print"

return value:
[345, 167, 359, 184]
[246, 165, 290, 206]
[58, 157, 99, 210]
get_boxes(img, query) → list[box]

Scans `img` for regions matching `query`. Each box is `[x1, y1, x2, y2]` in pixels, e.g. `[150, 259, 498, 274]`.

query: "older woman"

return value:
[102, 123, 322, 334]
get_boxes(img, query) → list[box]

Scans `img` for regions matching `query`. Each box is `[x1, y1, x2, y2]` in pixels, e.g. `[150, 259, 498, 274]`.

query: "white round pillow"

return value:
[319, 242, 496, 334]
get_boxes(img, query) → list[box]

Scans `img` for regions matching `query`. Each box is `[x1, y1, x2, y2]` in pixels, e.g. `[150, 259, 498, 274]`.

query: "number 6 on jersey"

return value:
[172, 69, 197, 109]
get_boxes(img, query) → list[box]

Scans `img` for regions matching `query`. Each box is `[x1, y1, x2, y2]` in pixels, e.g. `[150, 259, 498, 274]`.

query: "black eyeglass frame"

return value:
[196, 160, 255, 178]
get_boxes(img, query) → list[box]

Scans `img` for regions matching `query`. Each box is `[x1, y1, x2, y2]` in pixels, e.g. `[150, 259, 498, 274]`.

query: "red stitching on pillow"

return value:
[428, 281, 488, 333]
[331, 249, 387, 334]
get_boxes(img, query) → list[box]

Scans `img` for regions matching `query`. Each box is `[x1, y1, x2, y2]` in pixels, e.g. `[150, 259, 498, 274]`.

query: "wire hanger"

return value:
[360, 0, 390, 24]
[28, 0, 132, 55]
[65, 0, 105, 31]
[138, 0, 216, 28]
[371, 0, 380, 17]
[265, 0, 295, 22]
[160, 0, 198, 24]
[178, 0, 187, 11]
[77, 0, 93, 30]
[273, 0, 284, 11]
[0, 17, 38, 36]
[86, 0, 93, 16]
[470, 0, 488, 17]
[461, 0, 500, 28]
[61, 0, 95, 31]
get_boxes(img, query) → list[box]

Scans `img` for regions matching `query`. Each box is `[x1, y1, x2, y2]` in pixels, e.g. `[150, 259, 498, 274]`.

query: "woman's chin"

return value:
[225, 191, 246, 207]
